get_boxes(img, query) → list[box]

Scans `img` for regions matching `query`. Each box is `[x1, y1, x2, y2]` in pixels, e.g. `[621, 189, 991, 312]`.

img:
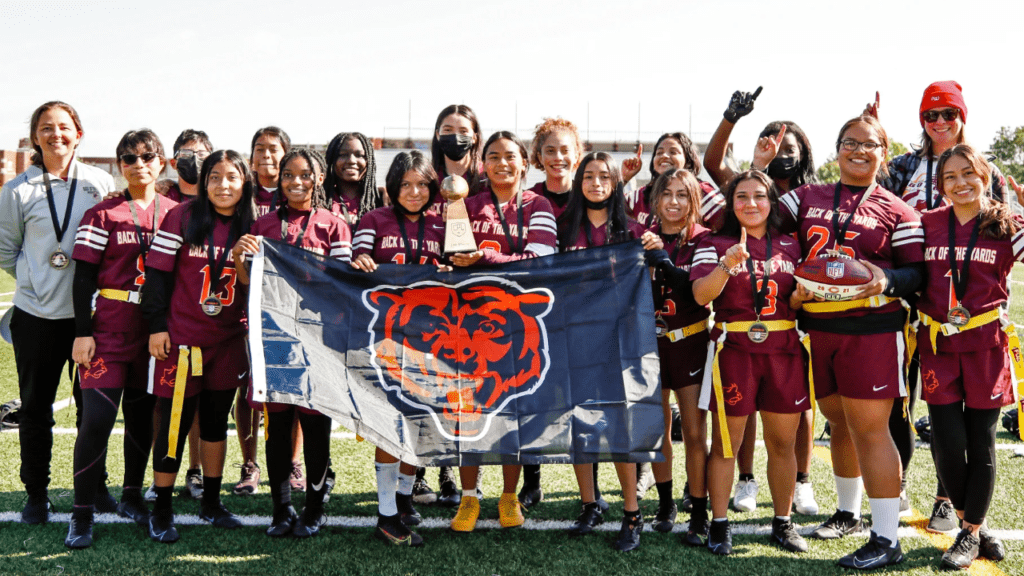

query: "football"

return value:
[794, 254, 873, 301]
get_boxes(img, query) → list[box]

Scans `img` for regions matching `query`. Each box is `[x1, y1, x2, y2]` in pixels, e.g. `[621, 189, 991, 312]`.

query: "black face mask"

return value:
[766, 156, 800, 180]
[437, 134, 473, 162]
[584, 197, 612, 210]
[176, 155, 200, 185]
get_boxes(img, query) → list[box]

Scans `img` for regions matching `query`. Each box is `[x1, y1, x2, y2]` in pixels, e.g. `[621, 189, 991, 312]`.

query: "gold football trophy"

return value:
[441, 174, 478, 254]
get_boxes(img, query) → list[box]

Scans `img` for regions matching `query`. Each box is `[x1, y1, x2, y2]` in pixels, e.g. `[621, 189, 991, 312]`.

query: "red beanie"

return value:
[920, 81, 967, 126]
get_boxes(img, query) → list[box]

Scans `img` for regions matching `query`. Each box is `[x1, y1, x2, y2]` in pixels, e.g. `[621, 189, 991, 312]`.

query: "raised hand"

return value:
[1008, 175, 1024, 207]
[753, 123, 787, 170]
[723, 86, 763, 124]
[723, 227, 750, 270]
[622, 143, 644, 183]
[862, 91, 880, 119]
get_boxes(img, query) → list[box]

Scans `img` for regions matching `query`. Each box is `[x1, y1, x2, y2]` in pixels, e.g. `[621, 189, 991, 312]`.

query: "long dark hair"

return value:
[649, 168, 703, 243]
[431, 104, 483, 188]
[276, 148, 331, 222]
[557, 152, 633, 249]
[29, 101, 83, 166]
[384, 151, 439, 214]
[323, 132, 383, 219]
[183, 150, 256, 248]
[481, 131, 530, 190]
[758, 121, 816, 190]
[937, 144, 1019, 240]
[717, 170, 783, 238]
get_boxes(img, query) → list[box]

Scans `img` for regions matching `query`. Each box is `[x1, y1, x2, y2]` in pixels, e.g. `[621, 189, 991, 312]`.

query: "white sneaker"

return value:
[144, 483, 158, 504]
[793, 481, 819, 515]
[732, 479, 758, 512]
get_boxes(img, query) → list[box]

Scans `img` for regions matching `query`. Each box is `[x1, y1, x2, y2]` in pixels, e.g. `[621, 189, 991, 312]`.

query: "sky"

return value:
[2, 0, 1023, 167]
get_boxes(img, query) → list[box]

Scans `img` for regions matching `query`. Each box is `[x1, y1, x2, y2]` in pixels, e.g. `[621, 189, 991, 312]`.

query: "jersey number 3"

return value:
[199, 265, 237, 306]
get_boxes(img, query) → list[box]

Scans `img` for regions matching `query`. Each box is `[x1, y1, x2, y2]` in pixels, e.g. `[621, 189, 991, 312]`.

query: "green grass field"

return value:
[1, 272, 1023, 575]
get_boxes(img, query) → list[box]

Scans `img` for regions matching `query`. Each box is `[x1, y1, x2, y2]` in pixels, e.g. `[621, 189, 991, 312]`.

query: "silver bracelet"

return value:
[717, 258, 740, 277]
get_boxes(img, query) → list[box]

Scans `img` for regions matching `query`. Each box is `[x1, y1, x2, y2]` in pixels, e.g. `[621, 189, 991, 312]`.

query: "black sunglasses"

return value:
[120, 152, 160, 165]
[923, 109, 959, 123]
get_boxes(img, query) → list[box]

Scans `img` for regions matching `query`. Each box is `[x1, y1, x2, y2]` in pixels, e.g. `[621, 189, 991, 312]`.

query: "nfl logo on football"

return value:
[826, 260, 845, 280]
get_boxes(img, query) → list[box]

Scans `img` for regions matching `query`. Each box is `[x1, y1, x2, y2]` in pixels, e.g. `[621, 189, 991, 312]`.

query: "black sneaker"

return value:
[517, 485, 543, 510]
[979, 527, 1005, 561]
[437, 467, 460, 508]
[21, 494, 50, 525]
[680, 481, 693, 513]
[116, 488, 150, 525]
[375, 513, 423, 547]
[683, 509, 709, 547]
[636, 463, 655, 500]
[612, 512, 643, 552]
[397, 493, 422, 526]
[95, 484, 118, 514]
[65, 509, 94, 549]
[148, 508, 179, 544]
[595, 494, 609, 513]
[567, 502, 604, 536]
[707, 519, 732, 555]
[811, 509, 862, 539]
[770, 517, 808, 553]
[837, 531, 904, 570]
[200, 502, 242, 529]
[293, 507, 327, 538]
[941, 528, 980, 570]
[183, 468, 204, 500]
[652, 501, 677, 533]
[324, 465, 336, 503]
[266, 504, 297, 538]
[411, 474, 436, 505]
[927, 499, 958, 533]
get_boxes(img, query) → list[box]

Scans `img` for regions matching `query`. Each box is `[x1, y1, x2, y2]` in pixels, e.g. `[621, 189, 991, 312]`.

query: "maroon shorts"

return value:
[808, 330, 907, 400]
[658, 331, 710, 390]
[78, 354, 149, 391]
[920, 344, 1015, 410]
[699, 345, 810, 416]
[149, 336, 250, 399]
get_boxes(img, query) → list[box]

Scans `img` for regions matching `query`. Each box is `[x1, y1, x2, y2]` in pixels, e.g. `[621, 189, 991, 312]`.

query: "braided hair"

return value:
[275, 148, 330, 222]
[324, 132, 384, 219]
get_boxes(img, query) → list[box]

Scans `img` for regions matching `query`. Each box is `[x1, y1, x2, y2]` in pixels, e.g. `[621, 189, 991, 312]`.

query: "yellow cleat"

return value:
[451, 495, 480, 532]
[499, 492, 525, 528]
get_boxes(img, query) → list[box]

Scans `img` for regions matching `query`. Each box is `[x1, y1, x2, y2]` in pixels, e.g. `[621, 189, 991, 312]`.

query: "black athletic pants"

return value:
[928, 402, 999, 525]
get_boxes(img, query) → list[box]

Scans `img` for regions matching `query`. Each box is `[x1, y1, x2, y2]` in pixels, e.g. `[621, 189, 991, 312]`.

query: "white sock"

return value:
[835, 475, 863, 518]
[375, 461, 399, 516]
[775, 515, 791, 522]
[870, 497, 900, 547]
[712, 517, 728, 523]
[397, 472, 415, 496]
[462, 489, 476, 499]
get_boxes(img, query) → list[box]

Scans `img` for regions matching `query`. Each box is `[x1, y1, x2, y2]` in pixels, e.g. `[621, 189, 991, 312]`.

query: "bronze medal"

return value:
[747, 321, 769, 343]
[655, 317, 668, 338]
[947, 306, 971, 328]
[49, 249, 70, 270]
[202, 295, 223, 316]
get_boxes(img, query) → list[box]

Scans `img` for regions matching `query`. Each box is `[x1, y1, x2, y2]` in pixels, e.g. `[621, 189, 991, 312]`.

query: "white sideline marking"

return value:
[0, 291, 14, 296]
[1, 427, 358, 440]
[0, 511, 1021, 540]
[52, 396, 74, 412]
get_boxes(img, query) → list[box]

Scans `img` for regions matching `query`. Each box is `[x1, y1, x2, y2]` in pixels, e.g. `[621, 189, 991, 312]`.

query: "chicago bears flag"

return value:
[249, 239, 664, 466]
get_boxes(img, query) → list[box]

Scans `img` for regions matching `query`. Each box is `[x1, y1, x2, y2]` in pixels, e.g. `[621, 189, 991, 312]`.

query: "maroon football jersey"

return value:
[163, 182, 196, 204]
[250, 208, 352, 261]
[528, 181, 571, 220]
[779, 183, 924, 320]
[561, 219, 646, 252]
[463, 187, 557, 264]
[628, 181, 725, 230]
[73, 193, 179, 342]
[691, 232, 802, 353]
[651, 223, 712, 332]
[919, 206, 1024, 352]
[148, 204, 247, 347]
[327, 193, 362, 228]
[351, 207, 444, 265]
[254, 185, 276, 217]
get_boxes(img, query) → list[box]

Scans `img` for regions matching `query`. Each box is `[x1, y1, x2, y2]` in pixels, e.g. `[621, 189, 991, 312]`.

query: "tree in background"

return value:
[814, 142, 908, 185]
[990, 126, 1024, 183]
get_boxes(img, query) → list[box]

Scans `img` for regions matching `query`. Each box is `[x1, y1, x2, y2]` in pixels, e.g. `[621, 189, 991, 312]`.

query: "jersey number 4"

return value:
[199, 265, 237, 306]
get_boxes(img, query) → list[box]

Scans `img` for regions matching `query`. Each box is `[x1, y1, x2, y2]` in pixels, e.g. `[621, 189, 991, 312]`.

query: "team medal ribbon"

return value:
[827, 182, 876, 257]
[202, 225, 236, 316]
[654, 231, 680, 338]
[946, 209, 981, 327]
[489, 189, 525, 254]
[42, 165, 79, 270]
[126, 190, 160, 262]
[281, 206, 317, 246]
[395, 209, 426, 266]
[746, 232, 772, 343]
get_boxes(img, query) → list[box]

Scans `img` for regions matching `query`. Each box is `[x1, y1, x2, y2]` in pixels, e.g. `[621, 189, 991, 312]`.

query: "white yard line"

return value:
[2, 426, 357, 440]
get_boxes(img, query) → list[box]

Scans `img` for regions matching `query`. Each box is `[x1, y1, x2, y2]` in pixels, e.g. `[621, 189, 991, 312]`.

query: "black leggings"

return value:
[928, 402, 999, 525]
[152, 388, 236, 474]
[266, 408, 332, 508]
[73, 387, 154, 507]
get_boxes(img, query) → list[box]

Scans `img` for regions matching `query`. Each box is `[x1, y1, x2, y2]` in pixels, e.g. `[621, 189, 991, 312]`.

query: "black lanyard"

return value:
[395, 208, 426, 265]
[124, 191, 160, 259]
[490, 190, 524, 253]
[831, 182, 875, 249]
[42, 166, 78, 246]
[280, 207, 316, 247]
[947, 209, 981, 307]
[206, 221, 236, 298]
[924, 157, 937, 210]
[746, 232, 773, 318]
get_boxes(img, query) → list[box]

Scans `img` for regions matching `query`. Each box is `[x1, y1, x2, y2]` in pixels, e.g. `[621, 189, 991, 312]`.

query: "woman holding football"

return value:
[916, 144, 1018, 568]
[782, 115, 924, 570]
[690, 170, 809, 556]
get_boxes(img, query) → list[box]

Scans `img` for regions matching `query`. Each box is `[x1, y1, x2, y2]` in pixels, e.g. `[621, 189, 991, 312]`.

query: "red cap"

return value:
[920, 81, 967, 126]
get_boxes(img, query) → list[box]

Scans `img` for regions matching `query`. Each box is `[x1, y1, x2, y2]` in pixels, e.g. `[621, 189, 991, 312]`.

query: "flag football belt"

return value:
[98, 288, 141, 304]
[711, 320, 795, 459]
[918, 309, 1024, 435]
[167, 345, 202, 459]
[664, 319, 708, 343]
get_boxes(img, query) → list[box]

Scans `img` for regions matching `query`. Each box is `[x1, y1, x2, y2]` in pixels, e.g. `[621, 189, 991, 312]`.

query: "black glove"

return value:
[644, 249, 671, 269]
[723, 86, 762, 123]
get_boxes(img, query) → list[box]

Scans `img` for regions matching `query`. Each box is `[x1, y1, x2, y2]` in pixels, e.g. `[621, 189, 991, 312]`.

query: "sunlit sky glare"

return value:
[3, 0, 1022, 166]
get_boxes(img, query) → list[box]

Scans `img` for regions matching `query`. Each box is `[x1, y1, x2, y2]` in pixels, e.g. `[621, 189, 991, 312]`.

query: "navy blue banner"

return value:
[249, 239, 664, 466]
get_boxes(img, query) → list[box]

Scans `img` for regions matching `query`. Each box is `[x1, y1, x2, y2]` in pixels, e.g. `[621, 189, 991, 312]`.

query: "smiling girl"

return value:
[324, 132, 386, 228]
[529, 118, 584, 219]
